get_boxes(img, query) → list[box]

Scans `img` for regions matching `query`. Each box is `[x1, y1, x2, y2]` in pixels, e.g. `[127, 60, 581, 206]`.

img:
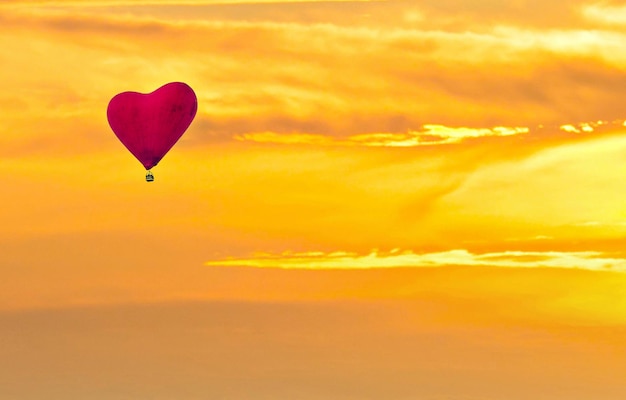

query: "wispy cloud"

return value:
[5, 1, 626, 147]
[236, 125, 530, 147]
[205, 249, 626, 271]
[581, 2, 626, 26]
[0, 0, 363, 7]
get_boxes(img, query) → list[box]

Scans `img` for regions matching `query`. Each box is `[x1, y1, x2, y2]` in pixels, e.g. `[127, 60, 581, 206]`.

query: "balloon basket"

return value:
[146, 170, 154, 182]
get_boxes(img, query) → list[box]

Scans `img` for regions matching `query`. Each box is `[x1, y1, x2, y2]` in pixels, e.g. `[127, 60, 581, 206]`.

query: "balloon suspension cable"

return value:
[146, 170, 154, 182]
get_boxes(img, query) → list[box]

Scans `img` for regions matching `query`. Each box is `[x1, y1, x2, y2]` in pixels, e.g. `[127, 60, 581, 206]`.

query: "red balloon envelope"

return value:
[107, 82, 197, 172]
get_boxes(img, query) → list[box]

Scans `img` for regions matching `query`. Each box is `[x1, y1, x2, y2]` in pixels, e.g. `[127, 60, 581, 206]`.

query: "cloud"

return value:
[205, 248, 626, 271]
[0, 0, 593, 29]
[236, 125, 530, 147]
[5, 2, 626, 148]
[581, 2, 626, 26]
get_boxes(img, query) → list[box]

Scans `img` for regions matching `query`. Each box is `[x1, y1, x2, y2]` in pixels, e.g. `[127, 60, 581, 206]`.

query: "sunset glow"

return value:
[2, 0, 626, 398]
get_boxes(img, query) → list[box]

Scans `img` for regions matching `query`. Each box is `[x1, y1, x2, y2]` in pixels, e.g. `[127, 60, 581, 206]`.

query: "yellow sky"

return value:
[2, 0, 626, 398]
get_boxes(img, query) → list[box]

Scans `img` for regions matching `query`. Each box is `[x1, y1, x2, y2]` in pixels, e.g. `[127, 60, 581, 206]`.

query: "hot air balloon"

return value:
[107, 82, 198, 182]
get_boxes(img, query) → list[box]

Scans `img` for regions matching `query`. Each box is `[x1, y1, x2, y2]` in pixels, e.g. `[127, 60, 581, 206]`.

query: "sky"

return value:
[2, 0, 626, 398]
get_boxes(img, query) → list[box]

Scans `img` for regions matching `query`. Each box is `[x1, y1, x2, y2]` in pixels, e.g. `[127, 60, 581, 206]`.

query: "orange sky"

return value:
[2, 0, 626, 398]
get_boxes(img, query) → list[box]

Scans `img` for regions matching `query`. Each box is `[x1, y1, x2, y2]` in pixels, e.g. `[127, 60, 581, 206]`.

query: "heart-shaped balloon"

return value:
[107, 82, 197, 170]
